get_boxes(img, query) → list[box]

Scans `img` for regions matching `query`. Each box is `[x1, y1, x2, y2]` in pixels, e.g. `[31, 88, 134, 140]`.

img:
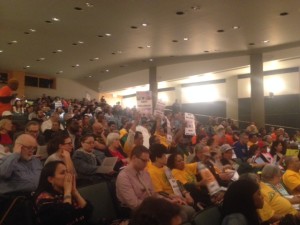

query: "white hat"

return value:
[2, 111, 12, 117]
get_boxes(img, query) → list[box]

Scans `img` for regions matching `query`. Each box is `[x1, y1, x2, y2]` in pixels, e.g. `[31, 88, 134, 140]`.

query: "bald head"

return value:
[285, 156, 300, 172]
[14, 134, 37, 161]
[92, 122, 103, 135]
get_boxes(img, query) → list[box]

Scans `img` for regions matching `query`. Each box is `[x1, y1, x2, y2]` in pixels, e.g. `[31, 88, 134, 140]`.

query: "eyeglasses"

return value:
[137, 157, 149, 163]
[20, 144, 37, 151]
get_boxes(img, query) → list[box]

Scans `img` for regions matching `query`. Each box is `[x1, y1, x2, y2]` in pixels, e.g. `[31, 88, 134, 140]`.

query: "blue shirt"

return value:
[233, 141, 248, 160]
[0, 153, 43, 194]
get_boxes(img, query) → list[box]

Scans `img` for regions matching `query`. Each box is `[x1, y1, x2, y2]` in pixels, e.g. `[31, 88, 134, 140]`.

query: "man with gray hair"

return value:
[0, 134, 42, 194]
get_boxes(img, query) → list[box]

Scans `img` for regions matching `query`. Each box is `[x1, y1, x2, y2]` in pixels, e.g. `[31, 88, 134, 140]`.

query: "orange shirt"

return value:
[0, 86, 12, 115]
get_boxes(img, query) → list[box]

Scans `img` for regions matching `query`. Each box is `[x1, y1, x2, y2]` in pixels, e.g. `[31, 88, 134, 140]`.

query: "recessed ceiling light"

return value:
[131, 26, 138, 29]
[74, 7, 83, 10]
[146, 45, 151, 48]
[29, 29, 36, 32]
[90, 57, 99, 61]
[8, 40, 18, 45]
[52, 17, 60, 22]
[78, 41, 84, 44]
[191, 6, 201, 11]
[24, 65, 31, 69]
[72, 64, 80, 67]
[142, 23, 148, 27]
[249, 43, 255, 46]
[217, 29, 225, 33]
[88, 75, 92, 78]
[138, 46, 144, 49]
[232, 26, 240, 30]
[105, 33, 111, 37]
[0, 50, 3, 53]
[176, 11, 185, 15]
[117, 50, 123, 54]
[86, 2, 94, 7]
[53, 49, 63, 53]
[183, 37, 189, 41]
[172, 40, 178, 43]
[105, 69, 109, 72]
[149, 58, 153, 61]
[280, 12, 289, 16]
[37, 57, 46, 61]
[263, 40, 270, 43]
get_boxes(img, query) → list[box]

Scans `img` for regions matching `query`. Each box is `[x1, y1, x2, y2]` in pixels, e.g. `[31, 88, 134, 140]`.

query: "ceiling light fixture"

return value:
[37, 57, 45, 61]
[52, 17, 60, 22]
[176, 11, 185, 15]
[105, 33, 111, 36]
[72, 64, 80, 67]
[86, 3, 94, 7]
[105, 69, 109, 72]
[0, 50, 3, 53]
[149, 58, 153, 61]
[29, 29, 36, 32]
[263, 40, 270, 43]
[117, 50, 123, 54]
[8, 40, 18, 45]
[183, 37, 189, 41]
[232, 26, 240, 30]
[280, 12, 289, 16]
[191, 6, 201, 11]
[24, 65, 31, 69]
[146, 45, 151, 48]
[142, 23, 148, 27]
[88, 75, 92, 78]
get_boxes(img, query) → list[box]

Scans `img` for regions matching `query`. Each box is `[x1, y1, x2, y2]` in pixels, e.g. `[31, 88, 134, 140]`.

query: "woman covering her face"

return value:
[34, 161, 92, 225]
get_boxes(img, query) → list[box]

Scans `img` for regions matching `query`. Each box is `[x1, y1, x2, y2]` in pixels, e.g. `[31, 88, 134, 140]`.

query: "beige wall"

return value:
[25, 77, 100, 100]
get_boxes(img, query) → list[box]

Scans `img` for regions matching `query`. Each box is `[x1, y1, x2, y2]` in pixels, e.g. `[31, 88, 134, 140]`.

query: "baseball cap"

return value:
[2, 111, 12, 117]
[220, 144, 234, 153]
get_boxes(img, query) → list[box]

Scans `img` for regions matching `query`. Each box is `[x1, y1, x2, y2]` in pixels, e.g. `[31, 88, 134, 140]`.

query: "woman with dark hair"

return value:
[221, 179, 264, 225]
[167, 152, 212, 208]
[270, 141, 284, 166]
[12, 99, 25, 115]
[129, 197, 182, 225]
[72, 134, 107, 179]
[34, 161, 92, 225]
[44, 133, 75, 174]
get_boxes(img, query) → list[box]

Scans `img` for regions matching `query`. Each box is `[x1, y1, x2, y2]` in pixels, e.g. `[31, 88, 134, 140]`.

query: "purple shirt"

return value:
[116, 164, 156, 209]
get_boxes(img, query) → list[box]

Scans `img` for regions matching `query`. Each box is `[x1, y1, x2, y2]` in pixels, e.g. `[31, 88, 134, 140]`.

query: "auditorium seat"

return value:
[192, 206, 222, 225]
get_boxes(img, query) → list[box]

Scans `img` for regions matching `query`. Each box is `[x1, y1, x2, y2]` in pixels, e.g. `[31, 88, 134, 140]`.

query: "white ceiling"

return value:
[1, 0, 300, 91]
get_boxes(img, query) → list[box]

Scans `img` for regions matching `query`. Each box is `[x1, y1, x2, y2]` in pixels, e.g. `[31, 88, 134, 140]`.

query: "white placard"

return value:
[136, 91, 153, 116]
[184, 113, 196, 136]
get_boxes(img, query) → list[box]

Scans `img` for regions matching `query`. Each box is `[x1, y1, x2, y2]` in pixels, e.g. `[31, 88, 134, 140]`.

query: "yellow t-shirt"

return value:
[282, 169, 300, 194]
[147, 164, 173, 194]
[259, 182, 297, 217]
[257, 199, 275, 222]
[154, 131, 169, 148]
[171, 163, 197, 185]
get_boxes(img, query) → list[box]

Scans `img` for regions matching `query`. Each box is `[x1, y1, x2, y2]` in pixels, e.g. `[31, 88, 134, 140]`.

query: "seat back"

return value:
[78, 181, 118, 225]
[192, 206, 221, 225]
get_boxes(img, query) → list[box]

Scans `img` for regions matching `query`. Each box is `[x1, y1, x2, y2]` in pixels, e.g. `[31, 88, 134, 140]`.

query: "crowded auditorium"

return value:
[2, 1, 300, 225]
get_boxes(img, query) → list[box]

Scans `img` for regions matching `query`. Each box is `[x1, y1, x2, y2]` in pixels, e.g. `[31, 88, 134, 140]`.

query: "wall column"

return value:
[174, 84, 182, 105]
[226, 76, 238, 121]
[149, 67, 157, 110]
[250, 54, 265, 128]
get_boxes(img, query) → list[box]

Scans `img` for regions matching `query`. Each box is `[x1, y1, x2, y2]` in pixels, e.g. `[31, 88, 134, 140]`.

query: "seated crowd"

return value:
[1, 94, 300, 225]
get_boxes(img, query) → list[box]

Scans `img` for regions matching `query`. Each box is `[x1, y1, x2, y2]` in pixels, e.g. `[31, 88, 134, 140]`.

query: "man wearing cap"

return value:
[1, 111, 13, 120]
[0, 134, 42, 194]
[220, 144, 240, 170]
